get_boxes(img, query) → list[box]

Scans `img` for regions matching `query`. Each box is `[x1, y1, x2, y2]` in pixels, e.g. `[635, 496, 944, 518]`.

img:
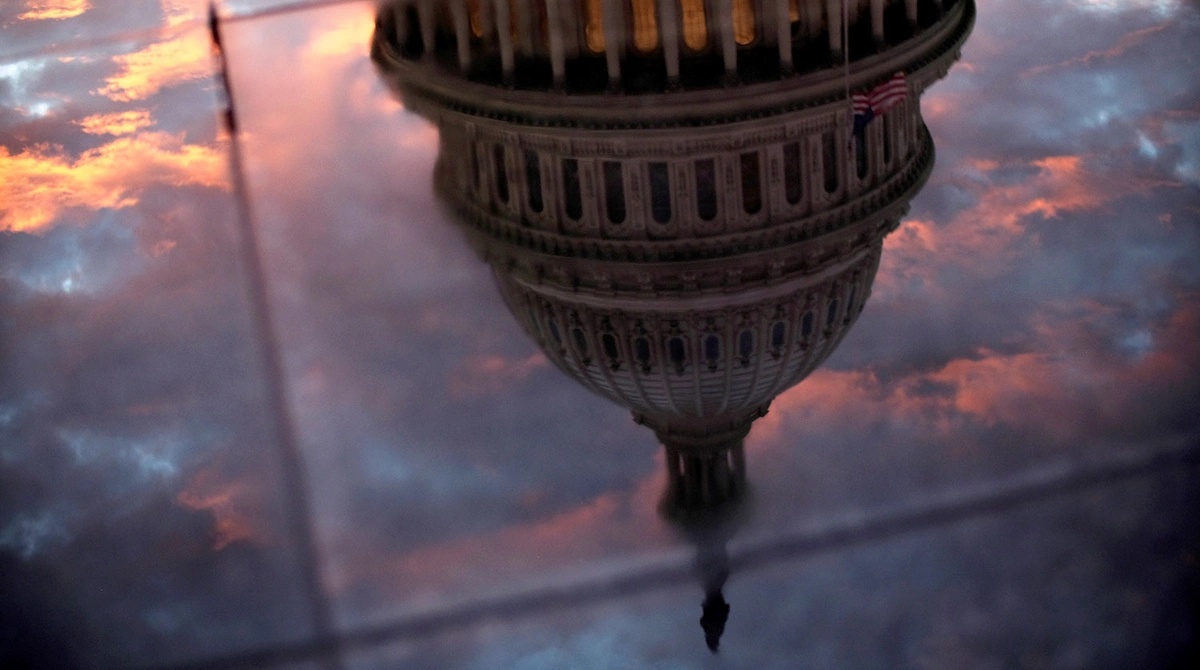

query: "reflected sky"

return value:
[1, 0, 1198, 667]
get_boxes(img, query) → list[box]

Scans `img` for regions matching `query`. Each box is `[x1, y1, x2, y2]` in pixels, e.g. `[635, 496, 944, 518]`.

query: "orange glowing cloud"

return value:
[96, 29, 210, 102]
[75, 109, 154, 135]
[18, 0, 91, 20]
[0, 132, 227, 234]
[309, 7, 376, 58]
[1021, 22, 1171, 79]
[447, 353, 548, 398]
[176, 468, 259, 551]
[878, 153, 1178, 293]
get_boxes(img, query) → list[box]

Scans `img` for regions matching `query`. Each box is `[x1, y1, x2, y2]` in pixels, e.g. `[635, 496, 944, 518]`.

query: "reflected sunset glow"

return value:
[0, 132, 227, 234]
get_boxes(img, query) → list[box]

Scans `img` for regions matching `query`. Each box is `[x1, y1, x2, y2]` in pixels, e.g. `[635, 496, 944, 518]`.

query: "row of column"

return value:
[442, 98, 917, 240]
[388, 0, 943, 87]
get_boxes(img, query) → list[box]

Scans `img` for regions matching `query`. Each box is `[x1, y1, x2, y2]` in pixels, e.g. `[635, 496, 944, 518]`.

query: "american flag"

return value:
[852, 72, 908, 133]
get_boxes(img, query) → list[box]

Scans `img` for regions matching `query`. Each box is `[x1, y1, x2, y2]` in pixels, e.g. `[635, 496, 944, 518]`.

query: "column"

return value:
[775, 0, 792, 72]
[716, 0, 737, 78]
[451, 0, 472, 71]
[804, 0, 821, 38]
[495, 0, 516, 83]
[870, 0, 884, 45]
[602, 0, 625, 88]
[545, 0, 566, 86]
[418, 0, 436, 60]
[905, 0, 918, 26]
[513, 0, 535, 55]
[660, 0, 682, 85]
[825, 0, 841, 58]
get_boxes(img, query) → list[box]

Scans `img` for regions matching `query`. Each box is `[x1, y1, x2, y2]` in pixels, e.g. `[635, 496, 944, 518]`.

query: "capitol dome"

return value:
[372, 0, 972, 513]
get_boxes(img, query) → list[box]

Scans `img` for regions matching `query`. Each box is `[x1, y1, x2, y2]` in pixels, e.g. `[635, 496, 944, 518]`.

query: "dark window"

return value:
[738, 330, 754, 357]
[704, 335, 721, 362]
[493, 145, 509, 203]
[855, 128, 868, 179]
[572, 328, 588, 355]
[783, 141, 802, 205]
[822, 131, 838, 193]
[649, 162, 671, 223]
[668, 337, 686, 364]
[771, 322, 786, 348]
[603, 161, 626, 223]
[548, 318, 562, 344]
[602, 332, 619, 360]
[562, 159, 582, 221]
[525, 150, 543, 213]
[826, 299, 839, 325]
[634, 337, 651, 363]
[471, 143, 480, 190]
[695, 158, 717, 221]
[801, 311, 814, 337]
[847, 285, 857, 316]
[527, 304, 541, 335]
[740, 152, 761, 214]
[882, 114, 892, 164]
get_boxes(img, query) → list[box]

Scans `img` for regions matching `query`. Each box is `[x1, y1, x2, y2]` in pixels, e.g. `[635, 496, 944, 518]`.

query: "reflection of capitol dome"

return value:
[372, 0, 972, 514]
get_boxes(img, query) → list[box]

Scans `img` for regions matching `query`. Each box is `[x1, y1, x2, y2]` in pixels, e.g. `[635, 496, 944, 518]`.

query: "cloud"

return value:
[877, 153, 1180, 295]
[1020, 22, 1172, 79]
[0, 131, 227, 233]
[447, 353, 548, 399]
[95, 29, 210, 102]
[176, 467, 264, 551]
[74, 109, 154, 135]
[16, 0, 91, 21]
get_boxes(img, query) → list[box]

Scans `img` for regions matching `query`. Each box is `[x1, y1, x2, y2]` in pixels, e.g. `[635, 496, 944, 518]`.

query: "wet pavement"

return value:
[1, 0, 1198, 667]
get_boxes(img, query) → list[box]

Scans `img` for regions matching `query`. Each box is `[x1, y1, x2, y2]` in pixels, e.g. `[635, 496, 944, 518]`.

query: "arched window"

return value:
[704, 335, 721, 367]
[603, 161, 626, 223]
[470, 142, 481, 191]
[562, 159, 582, 221]
[801, 311, 814, 338]
[585, 0, 605, 52]
[668, 337, 686, 368]
[630, 0, 659, 53]
[771, 321, 786, 349]
[826, 299, 839, 326]
[572, 328, 590, 361]
[740, 152, 762, 214]
[602, 332, 620, 360]
[738, 330, 754, 357]
[493, 144, 509, 203]
[732, 0, 756, 45]
[649, 162, 671, 223]
[401, 5, 424, 57]
[468, 0, 485, 37]
[680, 0, 708, 51]
[822, 131, 838, 193]
[783, 141, 802, 205]
[634, 337, 652, 365]
[695, 158, 718, 221]
[548, 317, 562, 345]
[525, 150, 543, 213]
